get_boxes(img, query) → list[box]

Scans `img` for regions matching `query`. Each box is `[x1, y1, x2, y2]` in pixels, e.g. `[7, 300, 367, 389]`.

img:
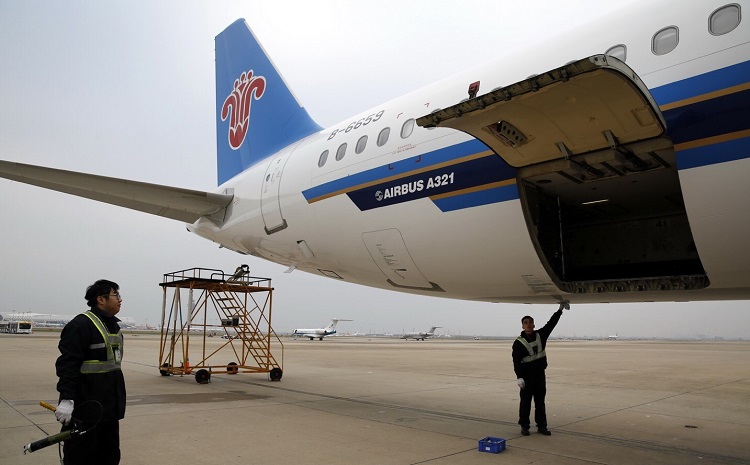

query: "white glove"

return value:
[55, 399, 74, 426]
[516, 378, 525, 389]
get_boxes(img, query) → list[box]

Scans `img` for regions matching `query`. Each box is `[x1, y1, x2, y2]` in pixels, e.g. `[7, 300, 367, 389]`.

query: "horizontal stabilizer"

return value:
[0, 160, 232, 224]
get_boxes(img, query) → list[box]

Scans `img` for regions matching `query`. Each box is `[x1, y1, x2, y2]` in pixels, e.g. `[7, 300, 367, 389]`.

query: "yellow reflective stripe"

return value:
[80, 311, 123, 374]
[80, 360, 120, 374]
[516, 333, 546, 363]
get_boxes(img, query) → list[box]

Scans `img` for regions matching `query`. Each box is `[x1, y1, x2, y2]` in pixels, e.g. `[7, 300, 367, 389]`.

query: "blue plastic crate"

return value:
[478, 436, 506, 453]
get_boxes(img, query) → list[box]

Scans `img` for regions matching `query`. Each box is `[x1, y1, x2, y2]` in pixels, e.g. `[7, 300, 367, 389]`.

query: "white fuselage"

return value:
[192, 0, 750, 304]
[293, 328, 336, 340]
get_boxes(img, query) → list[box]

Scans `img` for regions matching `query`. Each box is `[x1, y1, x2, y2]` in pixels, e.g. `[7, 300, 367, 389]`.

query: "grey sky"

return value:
[0, 1, 747, 339]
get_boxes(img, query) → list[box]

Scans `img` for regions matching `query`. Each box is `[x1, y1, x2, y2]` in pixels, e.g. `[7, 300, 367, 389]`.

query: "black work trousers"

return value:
[518, 371, 547, 429]
[62, 420, 120, 465]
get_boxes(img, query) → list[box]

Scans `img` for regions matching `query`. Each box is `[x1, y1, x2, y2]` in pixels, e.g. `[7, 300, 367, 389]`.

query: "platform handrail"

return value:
[161, 267, 272, 288]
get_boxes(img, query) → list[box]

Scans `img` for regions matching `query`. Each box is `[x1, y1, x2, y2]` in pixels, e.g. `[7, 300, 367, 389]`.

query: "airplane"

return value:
[1, 1, 749, 308]
[292, 319, 352, 341]
[401, 326, 441, 341]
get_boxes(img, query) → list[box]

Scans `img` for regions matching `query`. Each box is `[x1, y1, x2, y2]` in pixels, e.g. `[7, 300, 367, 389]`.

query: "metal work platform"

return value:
[157, 266, 283, 383]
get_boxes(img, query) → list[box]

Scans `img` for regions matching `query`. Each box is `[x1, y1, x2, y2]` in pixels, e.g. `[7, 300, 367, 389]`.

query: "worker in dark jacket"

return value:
[512, 301, 568, 436]
[55, 279, 126, 465]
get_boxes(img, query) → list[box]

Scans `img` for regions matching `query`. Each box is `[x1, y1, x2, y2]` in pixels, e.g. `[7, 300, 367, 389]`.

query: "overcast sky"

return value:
[1, 1, 747, 340]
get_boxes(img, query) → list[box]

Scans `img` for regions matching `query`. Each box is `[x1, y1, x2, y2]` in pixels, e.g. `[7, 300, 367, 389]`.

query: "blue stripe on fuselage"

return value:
[302, 138, 511, 202]
[432, 183, 520, 212]
[652, 60, 750, 169]
[650, 60, 750, 105]
[303, 60, 750, 211]
[346, 152, 517, 211]
[677, 136, 750, 170]
[662, 89, 750, 145]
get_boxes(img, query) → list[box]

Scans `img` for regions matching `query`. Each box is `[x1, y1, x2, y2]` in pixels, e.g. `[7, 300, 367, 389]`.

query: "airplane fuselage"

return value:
[191, 1, 750, 304]
[292, 329, 336, 341]
[2, 2, 747, 307]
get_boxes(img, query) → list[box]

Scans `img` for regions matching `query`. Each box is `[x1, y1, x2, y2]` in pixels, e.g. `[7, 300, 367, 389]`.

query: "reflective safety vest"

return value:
[80, 311, 123, 374]
[516, 333, 546, 363]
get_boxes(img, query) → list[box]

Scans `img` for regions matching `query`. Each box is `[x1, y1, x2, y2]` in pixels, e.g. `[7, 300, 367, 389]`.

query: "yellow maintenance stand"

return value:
[157, 266, 283, 384]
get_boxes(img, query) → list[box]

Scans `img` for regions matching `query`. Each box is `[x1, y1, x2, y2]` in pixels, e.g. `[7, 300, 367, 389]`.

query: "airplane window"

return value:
[318, 150, 328, 168]
[652, 26, 679, 55]
[605, 44, 627, 62]
[709, 4, 741, 35]
[400, 118, 415, 139]
[355, 135, 368, 154]
[377, 127, 390, 147]
[335, 143, 347, 161]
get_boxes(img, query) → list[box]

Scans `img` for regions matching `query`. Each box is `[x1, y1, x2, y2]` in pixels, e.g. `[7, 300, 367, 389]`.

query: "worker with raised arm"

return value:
[512, 301, 568, 436]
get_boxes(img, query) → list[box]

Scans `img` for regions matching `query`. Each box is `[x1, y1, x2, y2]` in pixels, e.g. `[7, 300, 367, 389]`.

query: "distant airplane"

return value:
[292, 319, 352, 341]
[0, 312, 136, 328]
[402, 326, 441, 341]
[608, 333, 619, 340]
[1, 2, 749, 305]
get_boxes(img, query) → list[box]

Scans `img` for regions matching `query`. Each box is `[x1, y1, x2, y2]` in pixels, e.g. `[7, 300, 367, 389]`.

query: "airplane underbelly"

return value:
[337, 198, 559, 301]
[361, 229, 438, 291]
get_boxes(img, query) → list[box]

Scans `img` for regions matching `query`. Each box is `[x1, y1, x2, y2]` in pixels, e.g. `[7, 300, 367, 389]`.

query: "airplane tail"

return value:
[326, 318, 351, 330]
[214, 19, 321, 185]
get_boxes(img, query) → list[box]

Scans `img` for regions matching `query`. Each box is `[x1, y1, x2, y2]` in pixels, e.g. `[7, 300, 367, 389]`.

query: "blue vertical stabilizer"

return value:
[215, 19, 321, 184]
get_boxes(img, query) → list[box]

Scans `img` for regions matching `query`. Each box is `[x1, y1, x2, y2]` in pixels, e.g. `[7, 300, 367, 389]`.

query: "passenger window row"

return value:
[318, 118, 416, 168]
[317, 5, 742, 169]
[606, 3, 741, 60]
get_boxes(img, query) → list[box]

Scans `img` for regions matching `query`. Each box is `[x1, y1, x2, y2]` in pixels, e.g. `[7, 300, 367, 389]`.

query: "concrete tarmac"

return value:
[1, 332, 749, 465]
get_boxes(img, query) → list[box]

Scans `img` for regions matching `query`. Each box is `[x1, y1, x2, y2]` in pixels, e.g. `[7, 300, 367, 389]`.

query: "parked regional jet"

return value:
[1, 1, 749, 306]
[292, 319, 352, 340]
[402, 326, 441, 341]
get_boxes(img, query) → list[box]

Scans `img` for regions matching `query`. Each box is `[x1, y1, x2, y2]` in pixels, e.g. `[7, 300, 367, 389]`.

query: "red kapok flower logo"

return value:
[221, 70, 266, 150]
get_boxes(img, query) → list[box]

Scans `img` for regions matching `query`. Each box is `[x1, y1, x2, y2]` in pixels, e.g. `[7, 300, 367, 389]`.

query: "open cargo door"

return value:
[417, 55, 708, 296]
[417, 55, 666, 168]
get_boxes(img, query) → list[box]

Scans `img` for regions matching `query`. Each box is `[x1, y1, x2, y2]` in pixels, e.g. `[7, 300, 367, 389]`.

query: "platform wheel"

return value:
[227, 362, 238, 374]
[195, 369, 211, 384]
[159, 363, 171, 376]
[269, 367, 283, 381]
